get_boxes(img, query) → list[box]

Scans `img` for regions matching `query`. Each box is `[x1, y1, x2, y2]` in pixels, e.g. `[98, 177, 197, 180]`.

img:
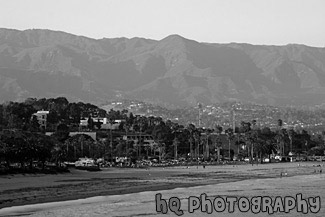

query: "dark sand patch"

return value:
[0, 162, 322, 209]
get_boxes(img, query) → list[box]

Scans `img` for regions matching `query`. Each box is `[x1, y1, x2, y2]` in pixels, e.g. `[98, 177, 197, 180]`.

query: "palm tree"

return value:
[123, 122, 130, 157]
[152, 120, 169, 161]
[51, 143, 67, 167]
[193, 129, 201, 160]
[10, 131, 38, 170]
[288, 128, 295, 154]
[240, 121, 252, 161]
[115, 139, 125, 157]
[241, 121, 259, 164]
[225, 128, 234, 161]
[234, 127, 244, 159]
[33, 134, 55, 169]
[108, 116, 116, 163]
[276, 119, 283, 155]
[187, 124, 196, 160]
[171, 126, 182, 160]
[259, 127, 277, 162]
[138, 118, 146, 159]
[0, 138, 11, 168]
[214, 124, 223, 162]
[203, 129, 213, 160]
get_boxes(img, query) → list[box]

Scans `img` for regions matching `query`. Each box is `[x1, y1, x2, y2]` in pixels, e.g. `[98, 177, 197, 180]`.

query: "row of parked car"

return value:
[305, 155, 325, 161]
[64, 155, 325, 169]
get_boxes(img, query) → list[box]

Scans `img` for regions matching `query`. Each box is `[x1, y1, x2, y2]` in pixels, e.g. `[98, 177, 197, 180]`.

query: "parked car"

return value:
[263, 158, 270, 163]
[75, 158, 100, 171]
[315, 156, 325, 162]
[307, 156, 316, 161]
[295, 156, 307, 161]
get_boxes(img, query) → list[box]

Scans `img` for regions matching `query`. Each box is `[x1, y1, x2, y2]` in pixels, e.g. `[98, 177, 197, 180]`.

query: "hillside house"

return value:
[33, 110, 49, 130]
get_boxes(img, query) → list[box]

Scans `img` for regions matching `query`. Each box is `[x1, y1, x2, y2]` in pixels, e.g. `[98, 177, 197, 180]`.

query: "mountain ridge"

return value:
[0, 28, 325, 107]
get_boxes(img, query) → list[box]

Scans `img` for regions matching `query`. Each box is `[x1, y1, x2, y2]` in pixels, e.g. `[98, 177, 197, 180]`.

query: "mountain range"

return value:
[1, 28, 325, 107]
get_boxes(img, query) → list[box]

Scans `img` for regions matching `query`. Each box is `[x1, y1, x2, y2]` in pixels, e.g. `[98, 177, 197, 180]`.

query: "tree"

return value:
[202, 128, 213, 160]
[193, 129, 201, 159]
[47, 110, 59, 126]
[171, 125, 183, 160]
[3, 131, 38, 169]
[30, 115, 40, 132]
[301, 130, 311, 153]
[225, 128, 234, 161]
[127, 112, 135, 129]
[241, 121, 258, 164]
[122, 122, 131, 155]
[65, 134, 94, 161]
[87, 116, 94, 130]
[95, 119, 102, 130]
[276, 119, 284, 155]
[51, 143, 67, 167]
[68, 103, 81, 124]
[8, 114, 18, 129]
[152, 120, 173, 161]
[0, 105, 4, 130]
[287, 128, 295, 154]
[254, 127, 276, 164]
[322, 131, 325, 147]
[115, 139, 125, 157]
[34, 134, 55, 169]
[52, 123, 70, 143]
[0, 137, 12, 168]
[186, 124, 196, 160]
[172, 136, 180, 160]
[107, 114, 117, 162]
[214, 124, 223, 162]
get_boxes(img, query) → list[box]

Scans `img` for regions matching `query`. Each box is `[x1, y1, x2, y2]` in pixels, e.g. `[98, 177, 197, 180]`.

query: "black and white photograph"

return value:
[0, 0, 325, 216]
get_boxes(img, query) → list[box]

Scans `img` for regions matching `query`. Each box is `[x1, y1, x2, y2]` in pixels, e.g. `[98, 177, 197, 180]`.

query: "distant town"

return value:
[103, 99, 325, 133]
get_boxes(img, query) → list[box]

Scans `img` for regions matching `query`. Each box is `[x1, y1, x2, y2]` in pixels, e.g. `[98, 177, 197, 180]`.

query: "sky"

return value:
[0, 0, 324, 47]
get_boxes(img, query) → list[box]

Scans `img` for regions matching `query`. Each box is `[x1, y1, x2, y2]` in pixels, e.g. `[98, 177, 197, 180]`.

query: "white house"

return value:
[79, 117, 124, 130]
[33, 110, 49, 129]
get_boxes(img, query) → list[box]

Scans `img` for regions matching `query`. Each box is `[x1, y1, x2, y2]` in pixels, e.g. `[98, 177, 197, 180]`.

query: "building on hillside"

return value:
[79, 119, 89, 128]
[101, 119, 124, 130]
[79, 117, 124, 130]
[33, 110, 49, 130]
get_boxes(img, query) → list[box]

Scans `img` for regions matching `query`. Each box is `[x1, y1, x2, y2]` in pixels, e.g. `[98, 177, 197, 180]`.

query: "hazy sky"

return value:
[1, 0, 324, 47]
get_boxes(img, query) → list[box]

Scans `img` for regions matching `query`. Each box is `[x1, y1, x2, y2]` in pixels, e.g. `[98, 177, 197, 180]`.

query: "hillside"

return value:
[0, 28, 325, 106]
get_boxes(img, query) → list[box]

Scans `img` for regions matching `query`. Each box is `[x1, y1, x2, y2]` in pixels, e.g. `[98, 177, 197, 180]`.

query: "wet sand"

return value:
[0, 162, 324, 216]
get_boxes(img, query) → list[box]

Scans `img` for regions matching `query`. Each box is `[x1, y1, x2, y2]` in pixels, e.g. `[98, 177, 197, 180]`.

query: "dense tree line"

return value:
[105, 115, 325, 164]
[0, 97, 107, 132]
[1, 97, 325, 173]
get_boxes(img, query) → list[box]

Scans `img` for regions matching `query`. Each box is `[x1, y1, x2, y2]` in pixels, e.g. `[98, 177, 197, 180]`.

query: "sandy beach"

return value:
[0, 162, 324, 216]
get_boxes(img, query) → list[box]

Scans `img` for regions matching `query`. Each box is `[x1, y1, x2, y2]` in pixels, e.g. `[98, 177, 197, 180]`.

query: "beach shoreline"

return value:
[0, 162, 323, 210]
